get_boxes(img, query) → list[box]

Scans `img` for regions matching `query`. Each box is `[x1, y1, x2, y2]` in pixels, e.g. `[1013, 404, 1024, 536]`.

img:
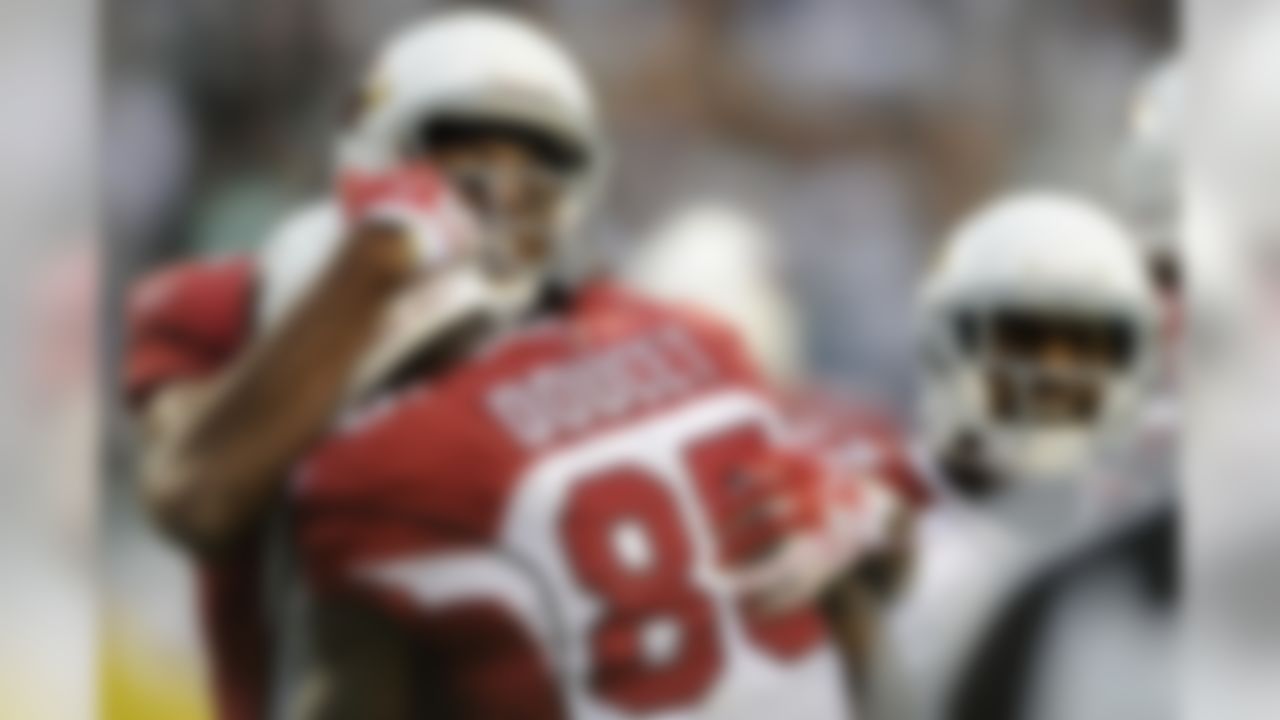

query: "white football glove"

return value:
[720, 449, 898, 614]
[336, 162, 478, 272]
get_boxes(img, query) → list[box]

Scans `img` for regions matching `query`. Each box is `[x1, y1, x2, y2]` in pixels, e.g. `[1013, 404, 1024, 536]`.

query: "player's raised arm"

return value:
[132, 165, 476, 555]
[131, 2, 600, 559]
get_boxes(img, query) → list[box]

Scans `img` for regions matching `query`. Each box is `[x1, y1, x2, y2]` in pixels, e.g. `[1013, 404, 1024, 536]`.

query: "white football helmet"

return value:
[338, 9, 603, 255]
[919, 192, 1158, 484]
[256, 11, 603, 403]
[624, 201, 803, 384]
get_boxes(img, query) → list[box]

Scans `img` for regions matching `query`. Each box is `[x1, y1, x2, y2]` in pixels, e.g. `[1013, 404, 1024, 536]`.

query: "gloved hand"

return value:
[337, 161, 479, 273]
[718, 447, 896, 614]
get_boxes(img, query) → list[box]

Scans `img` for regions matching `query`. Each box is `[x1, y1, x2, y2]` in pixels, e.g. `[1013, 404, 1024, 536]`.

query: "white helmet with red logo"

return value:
[256, 11, 602, 402]
[337, 9, 603, 243]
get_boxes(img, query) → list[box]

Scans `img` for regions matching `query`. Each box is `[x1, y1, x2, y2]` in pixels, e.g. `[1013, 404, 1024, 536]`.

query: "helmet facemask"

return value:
[923, 303, 1148, 488]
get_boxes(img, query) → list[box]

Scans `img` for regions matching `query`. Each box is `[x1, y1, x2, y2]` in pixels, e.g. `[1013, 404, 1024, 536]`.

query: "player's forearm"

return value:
[821, 572, 881, 710]
[143, 227, 415, 552]
[818, 506, 916, 708]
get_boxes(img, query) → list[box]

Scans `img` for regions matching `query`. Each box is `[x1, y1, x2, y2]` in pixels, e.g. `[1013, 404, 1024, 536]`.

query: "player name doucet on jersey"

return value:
[487, 324, 723, 448]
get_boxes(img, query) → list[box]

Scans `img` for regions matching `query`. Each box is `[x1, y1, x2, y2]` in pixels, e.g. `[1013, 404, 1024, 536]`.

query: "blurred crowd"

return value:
[102, 0, 1173, 717]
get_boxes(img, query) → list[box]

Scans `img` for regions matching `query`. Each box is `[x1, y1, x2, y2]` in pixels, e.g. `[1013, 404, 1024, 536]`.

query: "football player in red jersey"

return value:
[288, 280, 872, 719]
[125, 9, 881, 720]
[270, 13, 887, 720]
[123, 9, 601, 719]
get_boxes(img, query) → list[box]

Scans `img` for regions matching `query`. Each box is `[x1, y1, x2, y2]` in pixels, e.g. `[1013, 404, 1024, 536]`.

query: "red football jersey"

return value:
[124, 256, 271, 720]
[293, 283, 855, 719]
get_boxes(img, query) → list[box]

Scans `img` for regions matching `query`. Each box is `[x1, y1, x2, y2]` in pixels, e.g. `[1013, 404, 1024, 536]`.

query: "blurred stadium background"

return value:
[100, 0, 1173, 717]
